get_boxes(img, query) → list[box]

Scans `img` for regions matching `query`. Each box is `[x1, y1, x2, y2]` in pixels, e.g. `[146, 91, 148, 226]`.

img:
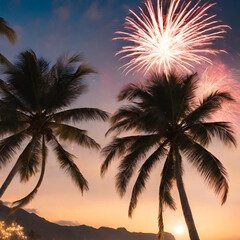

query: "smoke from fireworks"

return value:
[197, 63, 240, 134]
[115, 0, 230, 75]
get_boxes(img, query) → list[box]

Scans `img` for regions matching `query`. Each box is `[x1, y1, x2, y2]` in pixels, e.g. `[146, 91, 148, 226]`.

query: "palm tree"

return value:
[101, 73, 236, 240]
[0, 17, 17, 44]
[0, 50, 108, 210]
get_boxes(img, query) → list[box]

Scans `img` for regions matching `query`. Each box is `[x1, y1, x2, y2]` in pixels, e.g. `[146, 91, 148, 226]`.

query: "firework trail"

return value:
[115, 0, 230, 76]
[197, 63, 240, 134]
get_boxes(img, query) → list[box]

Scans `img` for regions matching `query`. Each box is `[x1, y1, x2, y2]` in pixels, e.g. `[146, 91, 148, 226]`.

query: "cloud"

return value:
[54, 220, 80, 226]
[7, 0, 20, 10]
[54, 6, 71, 21]
[52, 0, 71, 6]
[84, 1, 103, 21]
[23, 208, 38, 214]
[52, 0, 72, 22]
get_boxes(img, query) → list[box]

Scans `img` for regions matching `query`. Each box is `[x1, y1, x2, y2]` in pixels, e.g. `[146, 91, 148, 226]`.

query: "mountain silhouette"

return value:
[0, 202, 175, 240]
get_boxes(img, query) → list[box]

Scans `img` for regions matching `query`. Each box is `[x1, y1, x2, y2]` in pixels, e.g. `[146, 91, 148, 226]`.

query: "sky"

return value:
[0, 0, 240, 240]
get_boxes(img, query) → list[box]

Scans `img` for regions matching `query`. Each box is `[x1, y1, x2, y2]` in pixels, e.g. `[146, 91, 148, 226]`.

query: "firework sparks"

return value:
[115, 0, 230, 75]
[0, 221, 28, 239]
[197, 63, 240, 134]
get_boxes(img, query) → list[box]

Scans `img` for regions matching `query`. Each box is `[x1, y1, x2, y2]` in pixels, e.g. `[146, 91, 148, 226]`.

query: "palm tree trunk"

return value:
[0, 160, 20, 198]
[175, 148, 200, 240]
[158, 206, 164, 240]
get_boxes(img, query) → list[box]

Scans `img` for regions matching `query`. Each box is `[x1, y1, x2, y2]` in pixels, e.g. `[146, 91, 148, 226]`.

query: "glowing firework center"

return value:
[115, 0, 230, 75]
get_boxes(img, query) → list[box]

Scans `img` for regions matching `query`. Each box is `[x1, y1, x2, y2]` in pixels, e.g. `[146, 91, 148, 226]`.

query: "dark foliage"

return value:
[101, 72, 235, 239]
[0, 50, 108, 209]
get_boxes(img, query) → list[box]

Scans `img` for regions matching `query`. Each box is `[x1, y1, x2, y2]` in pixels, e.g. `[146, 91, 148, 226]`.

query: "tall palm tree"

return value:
[0, 50, 108, 210]
[0, 17, 17, 44]
[101, 73, 236, 240]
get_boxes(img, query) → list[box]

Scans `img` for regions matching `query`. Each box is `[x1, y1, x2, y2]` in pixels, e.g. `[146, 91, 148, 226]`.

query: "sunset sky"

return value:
[0, 1, 240, 240]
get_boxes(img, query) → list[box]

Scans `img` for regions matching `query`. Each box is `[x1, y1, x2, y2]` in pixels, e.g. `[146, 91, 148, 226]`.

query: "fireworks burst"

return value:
[0, 221, 28, 239]
[197, 63, 240, 134]
[115, 0, 230, 75]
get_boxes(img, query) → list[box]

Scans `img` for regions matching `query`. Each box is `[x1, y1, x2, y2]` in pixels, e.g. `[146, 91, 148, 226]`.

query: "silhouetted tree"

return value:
[101, 73, 236, 240]
[0, 50, 108, 210]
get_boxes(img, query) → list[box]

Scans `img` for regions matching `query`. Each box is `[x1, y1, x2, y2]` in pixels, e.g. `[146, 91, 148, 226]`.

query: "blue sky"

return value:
[1, 0, 239, 102]
[1, 0, 240, 65]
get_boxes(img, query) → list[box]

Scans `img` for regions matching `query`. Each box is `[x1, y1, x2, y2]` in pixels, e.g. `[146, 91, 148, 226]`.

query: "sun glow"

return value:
[175, 225, 185, 235]
[115, 0, 230, 76]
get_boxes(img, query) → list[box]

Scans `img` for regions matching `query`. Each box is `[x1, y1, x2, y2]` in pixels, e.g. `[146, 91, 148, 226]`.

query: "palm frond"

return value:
[68, 53, 83, 63]
[175, 73, 197, 121]
[201, 122, 235, 146]
[55, 52, 83, 66]
[110, 105, 142, 124]
[45, 57, 95, 112]
[11, 136, 47, 211]
[0, 103, 31, 121]
[188, 122, 211, 146]
[159, 148, 176, 210]
[106, 105, 144, 136]
[179, 134, 229, 204]
[0, 130, 28, 167]
[101, 136, 141, 176]
[0, 17, 17, 44]
[51, 122, 100, 150]
[106, 119, 141, 136]
[51, 135, 88, 192]
[4, 51, 50, 111]
[116, 134, 160, 196]
[117, 83, 149, 102]
[0, 54, 16, 69]
[0, 120, 28, 136]
[143, 73, 174, 121]
[52, 108, 109, 123]
[190, 122, 236, 147]
[128, 142, 167, 217]
[74, 63, 97, 77]
[18, 137, 41, 182]
[0, 79, 31, 113]
[183, 91, 234, 124]
[158, 148, 176, 240]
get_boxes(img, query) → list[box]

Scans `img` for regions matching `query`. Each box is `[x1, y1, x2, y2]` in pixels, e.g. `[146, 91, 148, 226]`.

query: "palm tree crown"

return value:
[101, 73, 236, 240]
[0, 50, 108, 210]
